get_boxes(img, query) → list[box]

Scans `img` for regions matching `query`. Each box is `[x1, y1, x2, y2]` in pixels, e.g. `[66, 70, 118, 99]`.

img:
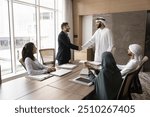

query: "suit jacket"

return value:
[56, 31, 79, 61]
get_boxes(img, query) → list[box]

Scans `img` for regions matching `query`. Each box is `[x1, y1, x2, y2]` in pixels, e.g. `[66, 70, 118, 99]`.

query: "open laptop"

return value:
[50, 69, 72, 76]
[25, 74, 52, 81]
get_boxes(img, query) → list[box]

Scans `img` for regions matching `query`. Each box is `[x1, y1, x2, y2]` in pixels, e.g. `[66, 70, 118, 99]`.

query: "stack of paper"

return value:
[88, 61, 101, 66]
[80, 68, 89, 76]
[58, 64, 77, 69]
[50, 69, 72, 76]
[25, 74, 52, 81]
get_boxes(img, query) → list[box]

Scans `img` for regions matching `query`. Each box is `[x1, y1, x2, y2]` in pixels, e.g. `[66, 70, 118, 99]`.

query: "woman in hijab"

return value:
[22, 42, 56, 75]
[118, 44, 143, 78]
[89, 52, 122, 100]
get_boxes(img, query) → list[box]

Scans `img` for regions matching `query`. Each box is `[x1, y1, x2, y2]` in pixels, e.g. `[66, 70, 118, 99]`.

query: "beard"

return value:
[128, 52, 132, 57]
[66, 28, 70, 32]
[97, 23, 102, 28]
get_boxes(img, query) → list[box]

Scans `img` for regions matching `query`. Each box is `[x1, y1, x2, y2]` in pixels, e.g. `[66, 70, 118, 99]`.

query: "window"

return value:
[13, 3, 37, 72]
[15, 0, 35, 4]
[40, 8, 55, 48]
[0, 0, 12, 75]
[40, 0, 54, 8]
[0, 0, 64, 80]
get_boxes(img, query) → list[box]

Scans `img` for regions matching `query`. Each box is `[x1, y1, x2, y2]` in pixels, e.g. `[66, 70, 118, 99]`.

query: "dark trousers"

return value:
[57, 60, 69, 65]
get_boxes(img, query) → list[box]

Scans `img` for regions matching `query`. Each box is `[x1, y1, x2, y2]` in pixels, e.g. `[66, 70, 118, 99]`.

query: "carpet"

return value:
[132, 72, 150, 100]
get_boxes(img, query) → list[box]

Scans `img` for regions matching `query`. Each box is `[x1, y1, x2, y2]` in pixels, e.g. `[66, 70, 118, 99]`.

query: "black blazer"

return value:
[56, 31, 79, 61]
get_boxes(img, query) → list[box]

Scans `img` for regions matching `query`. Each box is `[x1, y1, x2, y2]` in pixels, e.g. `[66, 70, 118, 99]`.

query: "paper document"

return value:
[79, 60, 87, 64]
[58, 64, 77, 69]
[88, 61, 101, 66]
[50, 69, 72, 76]
[25, 74, 52, 81]
[80, 68, 89, 76]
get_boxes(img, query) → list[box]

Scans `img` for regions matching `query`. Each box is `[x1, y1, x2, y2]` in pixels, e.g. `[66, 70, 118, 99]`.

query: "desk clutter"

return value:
[0, 63, 94, 100]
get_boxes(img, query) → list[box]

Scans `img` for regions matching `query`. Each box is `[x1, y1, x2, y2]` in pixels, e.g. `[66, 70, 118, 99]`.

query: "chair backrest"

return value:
[19, 58, 26, 70]
[117, 69, 138, 100]
[140, 56, 148, 67]
[117, 56, 149, 99]
[39, 48, 55, 66]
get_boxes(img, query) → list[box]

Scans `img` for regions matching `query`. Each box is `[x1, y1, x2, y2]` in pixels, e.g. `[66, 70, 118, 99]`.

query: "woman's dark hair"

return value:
[22, 42, 35, 62]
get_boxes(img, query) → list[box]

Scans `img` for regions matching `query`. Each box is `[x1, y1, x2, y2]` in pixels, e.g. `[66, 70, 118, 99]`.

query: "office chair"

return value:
[39, 48, 55, 67]
[116, 68, 139, 100]
[19, 58, 26, 70]
[130, 56, 149, 93]
[117, 56, 149, 99]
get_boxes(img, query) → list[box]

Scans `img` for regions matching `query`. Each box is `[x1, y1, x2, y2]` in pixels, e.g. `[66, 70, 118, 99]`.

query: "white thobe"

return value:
[117, 59, 140, 79]
[82, 28, 113, 62]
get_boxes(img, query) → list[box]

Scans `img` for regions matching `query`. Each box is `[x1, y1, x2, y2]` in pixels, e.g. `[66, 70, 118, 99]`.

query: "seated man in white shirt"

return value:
[117, 44, 143, 78]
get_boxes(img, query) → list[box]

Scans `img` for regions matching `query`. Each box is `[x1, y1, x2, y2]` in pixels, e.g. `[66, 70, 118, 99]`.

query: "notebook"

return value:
[50, 69, 72, 76]
[71, 76, 93, 86]
[58, 64, 77, 69]
[25, 74, 52, 81]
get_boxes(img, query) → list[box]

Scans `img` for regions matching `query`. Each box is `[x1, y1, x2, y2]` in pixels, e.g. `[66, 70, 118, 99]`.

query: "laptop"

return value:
[25, 74, 53, 81]
[50, 69, 72, 76]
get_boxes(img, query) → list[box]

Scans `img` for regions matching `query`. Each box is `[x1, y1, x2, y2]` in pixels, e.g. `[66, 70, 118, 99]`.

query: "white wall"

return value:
[82, 15, 93, 45]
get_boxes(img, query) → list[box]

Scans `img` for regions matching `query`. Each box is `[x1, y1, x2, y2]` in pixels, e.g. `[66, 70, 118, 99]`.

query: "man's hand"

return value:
[78, 46, 82, 51]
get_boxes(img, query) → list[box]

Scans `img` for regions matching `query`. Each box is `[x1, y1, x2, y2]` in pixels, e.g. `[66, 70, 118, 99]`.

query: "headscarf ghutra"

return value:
[129, 44, 143, 61]
[96, 17, 106, 26]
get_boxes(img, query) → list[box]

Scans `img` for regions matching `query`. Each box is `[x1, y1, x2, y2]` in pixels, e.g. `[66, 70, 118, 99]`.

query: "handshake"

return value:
[78, 46, 82, 51]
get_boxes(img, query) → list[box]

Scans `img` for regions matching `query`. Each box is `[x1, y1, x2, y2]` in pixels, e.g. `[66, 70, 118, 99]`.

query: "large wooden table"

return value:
[0, 63, 94, 100]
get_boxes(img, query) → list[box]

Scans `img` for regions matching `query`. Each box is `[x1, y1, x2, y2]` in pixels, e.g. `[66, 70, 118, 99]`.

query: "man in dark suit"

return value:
[56, 22, 81, 65]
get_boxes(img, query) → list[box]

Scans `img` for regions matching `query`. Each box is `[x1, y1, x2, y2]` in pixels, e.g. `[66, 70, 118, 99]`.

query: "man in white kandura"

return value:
[82, 17, 114, 62]
[118, 44, 143, 78]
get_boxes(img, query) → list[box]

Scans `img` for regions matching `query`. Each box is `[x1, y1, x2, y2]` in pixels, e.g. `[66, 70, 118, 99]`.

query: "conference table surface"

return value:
[0, 63, 94, 100]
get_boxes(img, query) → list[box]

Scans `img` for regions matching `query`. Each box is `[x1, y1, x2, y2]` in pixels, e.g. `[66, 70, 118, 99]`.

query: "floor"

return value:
[132, 72, 150, 100]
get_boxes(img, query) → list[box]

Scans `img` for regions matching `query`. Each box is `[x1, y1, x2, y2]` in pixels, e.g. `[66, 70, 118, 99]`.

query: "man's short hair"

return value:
[61, 22, 68, 30]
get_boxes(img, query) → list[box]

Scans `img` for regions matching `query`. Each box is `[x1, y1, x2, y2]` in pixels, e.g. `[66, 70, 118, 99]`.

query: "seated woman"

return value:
[22, 42, 56, 75]
[117, 44, 143, 78]
[88, 52, 122, 100]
